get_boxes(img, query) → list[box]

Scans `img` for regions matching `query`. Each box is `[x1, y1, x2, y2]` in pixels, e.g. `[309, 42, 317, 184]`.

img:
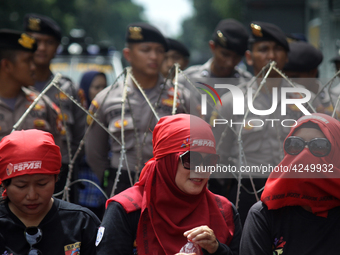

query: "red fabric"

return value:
[0, 129, 61, 185]
[261, 113, 340, 217]
[107, 114, 235, 255]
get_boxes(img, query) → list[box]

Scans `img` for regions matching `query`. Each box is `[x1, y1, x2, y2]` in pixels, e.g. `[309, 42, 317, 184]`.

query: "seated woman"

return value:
[95, 114, 242, 255]
[240, 113, 340, 254]
[0, 129, 101, 255]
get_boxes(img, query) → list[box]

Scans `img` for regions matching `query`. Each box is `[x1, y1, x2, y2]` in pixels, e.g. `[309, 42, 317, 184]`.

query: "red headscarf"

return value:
[261, 113, 340, 217]
[107, 114, 235, 255]
[0, 129, 61, 197]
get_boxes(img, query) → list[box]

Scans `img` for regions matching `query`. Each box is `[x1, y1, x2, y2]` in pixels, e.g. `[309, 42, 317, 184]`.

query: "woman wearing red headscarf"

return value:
[240, 113, 340, 254]
[96, 114, 242, 255]
[0, 129, 100, 255]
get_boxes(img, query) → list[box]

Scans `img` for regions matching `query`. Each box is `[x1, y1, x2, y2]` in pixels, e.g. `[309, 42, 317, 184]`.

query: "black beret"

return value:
[284, 41, 323, 72]
[0, 29, 37, 52]
[167, 38, 190, 57]
[249, 21, 289, 52]
[212, 19, 248, 56]
[23, 13, 62, 42]
[126, 22, 168, 51]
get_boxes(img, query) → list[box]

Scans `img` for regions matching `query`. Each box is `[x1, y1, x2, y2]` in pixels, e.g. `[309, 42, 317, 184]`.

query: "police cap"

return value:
[23, 13, 62, 42]
[284, 41, 323, 72]
[0, 29, 37, 52]
[212, 19, 248, 56]
[167, 38, 190, 57]
[126, 22, 168, 51]
[249, 21, 289, 52]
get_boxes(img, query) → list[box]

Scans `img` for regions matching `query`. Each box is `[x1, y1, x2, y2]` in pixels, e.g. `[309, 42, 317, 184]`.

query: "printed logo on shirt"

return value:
[95, 226, 105, 246]
[272, 236, 286, 255]
[64, 242, 81, 255]
[9, 161, 42, 174]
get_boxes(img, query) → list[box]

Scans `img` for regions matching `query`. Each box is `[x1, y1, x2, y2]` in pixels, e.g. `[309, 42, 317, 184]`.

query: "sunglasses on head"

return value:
[180, 151, 220, 170]
[284, 136, 331, 157]
[24, 227, 43, 255]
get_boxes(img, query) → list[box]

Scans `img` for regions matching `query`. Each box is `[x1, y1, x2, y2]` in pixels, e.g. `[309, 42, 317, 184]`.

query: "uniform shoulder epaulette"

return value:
[234, 66, 253, 79]
[182, 65, 202, 75]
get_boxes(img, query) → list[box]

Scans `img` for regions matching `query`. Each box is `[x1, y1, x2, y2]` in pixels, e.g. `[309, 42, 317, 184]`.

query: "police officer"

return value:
[0, 29, 62, 143]
[178, 19, 252, 125]
[180, 18, 251, 82]
[23, 13, 86, 197]
[283, 41, 336, 116]
[161, 38, 190, 79]
[85, 23, 195, 195]
[212, 21, 315, 224]
[284, 40, 323, 94]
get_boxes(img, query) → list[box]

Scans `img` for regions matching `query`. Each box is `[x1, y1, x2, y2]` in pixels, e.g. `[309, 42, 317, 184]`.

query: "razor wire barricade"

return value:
[10, 64, 191, 202]
[11, 64, 340, 208]
[182, 61, 340, 209]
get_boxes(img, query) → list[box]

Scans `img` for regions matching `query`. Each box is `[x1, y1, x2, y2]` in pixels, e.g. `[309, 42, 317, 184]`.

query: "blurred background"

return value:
[2, 0, 340, 81]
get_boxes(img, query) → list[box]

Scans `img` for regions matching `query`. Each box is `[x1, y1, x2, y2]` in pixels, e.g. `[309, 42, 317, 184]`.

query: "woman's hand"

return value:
[184, 225, 219, 254]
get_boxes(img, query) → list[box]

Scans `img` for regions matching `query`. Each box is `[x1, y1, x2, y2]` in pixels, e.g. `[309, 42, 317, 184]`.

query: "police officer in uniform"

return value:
[284, 40, 323, 95]
[23, 13, 86, 198]
[0, 29, 62, 144]
[212, 21, 314, 224]
[85, 23, 196, 195]
[180, 19, 252, 83]
[161, 38, 190, 79]
[283, 40, 337, 117]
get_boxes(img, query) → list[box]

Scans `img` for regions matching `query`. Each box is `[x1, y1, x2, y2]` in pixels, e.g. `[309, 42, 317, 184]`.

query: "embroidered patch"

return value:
[34, 119, 46, 128]
[64, 242, 81, 255]
[55, 92, 68, 101]
[114, 119, 128, 128]
[95, 226, 105, 246]
[18, 33, 35, 49]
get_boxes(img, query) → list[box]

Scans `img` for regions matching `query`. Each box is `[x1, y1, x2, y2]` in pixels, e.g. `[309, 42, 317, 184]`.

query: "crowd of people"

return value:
[1, 11, 340, 254]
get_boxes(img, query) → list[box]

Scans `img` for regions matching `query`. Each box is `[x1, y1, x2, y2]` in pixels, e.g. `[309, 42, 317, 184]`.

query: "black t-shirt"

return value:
[240, 201, 340, 255]
[96, 201, 242, 255]
[0, 198, 100, 255]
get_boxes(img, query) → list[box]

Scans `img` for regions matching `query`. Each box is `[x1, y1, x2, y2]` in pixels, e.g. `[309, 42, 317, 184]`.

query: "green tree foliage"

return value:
[180, 0, 243, 64]
[0, 0, 144, 49]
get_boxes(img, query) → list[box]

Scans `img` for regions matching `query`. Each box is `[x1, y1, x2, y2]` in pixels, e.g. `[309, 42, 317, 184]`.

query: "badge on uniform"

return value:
[18, 33, 35, 50]
[95, 227, 105, 246]
[34, 103, 45, 111]
[64, 242, 81, 255]
[129, 26, 143, 40]
[28, 17, 41, 31]
[216, 30, 227, 47]
[251, 23, 263, 37]
[34, 119, 46, 129]
[114, 119, 128, 128]
[55, 92, 68, 101]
